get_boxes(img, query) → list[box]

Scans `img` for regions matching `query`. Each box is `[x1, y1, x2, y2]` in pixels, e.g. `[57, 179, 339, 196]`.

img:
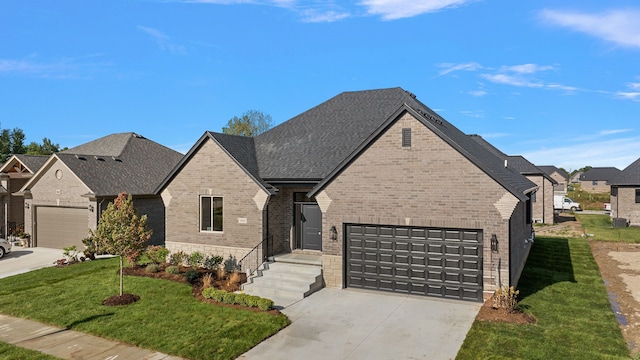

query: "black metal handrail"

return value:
[238, 236, 273, 276]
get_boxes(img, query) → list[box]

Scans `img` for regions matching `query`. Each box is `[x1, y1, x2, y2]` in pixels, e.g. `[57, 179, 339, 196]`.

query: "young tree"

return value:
[222, 109, 273, 137]
[89, 192, 152, 296]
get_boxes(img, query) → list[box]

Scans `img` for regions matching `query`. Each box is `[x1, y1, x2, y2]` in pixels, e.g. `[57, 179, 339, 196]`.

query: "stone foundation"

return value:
[322, 254, 342, 288]
[165, 241, 251, 271]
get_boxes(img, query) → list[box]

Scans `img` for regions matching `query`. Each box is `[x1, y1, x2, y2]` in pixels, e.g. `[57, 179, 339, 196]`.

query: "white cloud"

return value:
[299, 9, 350, 23]
[500, 63, 555, 74]
[360, 0, 474, 20]
[521, 137, 640, 171]
[616, 91, 640, 101]
[481, 73, 544, 88]
[460, 110, 484, 118]
[138, 26, 186, 55]
[540, 8, 640, 48]
[436, 62, 482, 76]
[468, 90, 487, 97]
[627, 82, 640, 90]
[0, 55, 111, 78]
[546, 83, 578, 92]
[599, 129, 633, 136]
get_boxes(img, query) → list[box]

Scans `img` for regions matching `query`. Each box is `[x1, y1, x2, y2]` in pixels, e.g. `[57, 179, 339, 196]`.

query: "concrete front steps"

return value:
[241, 253, 323, 309]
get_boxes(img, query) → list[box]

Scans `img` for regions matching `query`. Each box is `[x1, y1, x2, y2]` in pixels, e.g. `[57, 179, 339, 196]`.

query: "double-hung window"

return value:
[201, 196, 223, 232]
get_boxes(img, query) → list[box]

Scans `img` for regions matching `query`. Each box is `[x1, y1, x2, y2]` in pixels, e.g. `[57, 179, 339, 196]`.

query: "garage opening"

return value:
[35, 207, 88, 249]
[345, 224, 483, 302]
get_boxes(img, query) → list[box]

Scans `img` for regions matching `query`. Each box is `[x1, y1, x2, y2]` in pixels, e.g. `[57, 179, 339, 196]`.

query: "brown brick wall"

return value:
[580, 180, 611, 194]
[529, 175, 554, 224]
[611, 187, 640, 226]
[319, 113, 530, 294]
[163, 137, 267, 256]
[266, 187, 314, 255]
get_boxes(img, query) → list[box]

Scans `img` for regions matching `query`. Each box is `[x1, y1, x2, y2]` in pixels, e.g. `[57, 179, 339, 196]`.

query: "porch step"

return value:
[242, 255, 324, 309]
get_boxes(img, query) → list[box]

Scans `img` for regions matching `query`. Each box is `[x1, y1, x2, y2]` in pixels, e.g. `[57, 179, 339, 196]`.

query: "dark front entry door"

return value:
[301, 204, 322, 251]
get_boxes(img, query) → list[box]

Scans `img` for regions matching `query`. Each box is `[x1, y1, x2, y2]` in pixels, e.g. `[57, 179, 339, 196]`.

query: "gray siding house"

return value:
[18, 133, 183, 249]
[579, 167, 621, 194]
[158, 88, 537, 301]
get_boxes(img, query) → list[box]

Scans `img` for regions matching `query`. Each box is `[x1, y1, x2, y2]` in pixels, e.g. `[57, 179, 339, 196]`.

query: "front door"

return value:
[301, 204, 322, 251]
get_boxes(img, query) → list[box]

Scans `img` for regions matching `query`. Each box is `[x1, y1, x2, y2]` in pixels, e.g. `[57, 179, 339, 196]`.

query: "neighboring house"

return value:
[158, 87, 537, 302]
[17, 133, 183, 249]
[538, 166, 569, 194]
[469, 135, 557, 224]
[579, 167, 621, 194]
[570, 171, 582, 184]
[0, 155, 48, 236]
[608, 158, 640, 226]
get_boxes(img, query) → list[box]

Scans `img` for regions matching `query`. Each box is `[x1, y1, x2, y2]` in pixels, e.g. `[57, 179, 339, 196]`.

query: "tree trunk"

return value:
[119, 256, 123, 296]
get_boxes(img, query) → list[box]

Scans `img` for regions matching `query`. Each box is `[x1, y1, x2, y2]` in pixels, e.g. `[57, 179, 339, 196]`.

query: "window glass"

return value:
[201, 196, 223, 232]
[636, 189, 640, 204]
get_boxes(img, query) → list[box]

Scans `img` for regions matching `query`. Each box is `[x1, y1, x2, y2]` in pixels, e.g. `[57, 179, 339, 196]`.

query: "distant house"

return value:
[157, 88, 537, 302]
[470, 136, 556, 224]
[17, 133, 183, 249]
[538, 166, 569, 194]
[570, 171, 583, 184]
[0, 155, 48, 236]
[579, 167, 621, 194]
[608, 159, 640, 226]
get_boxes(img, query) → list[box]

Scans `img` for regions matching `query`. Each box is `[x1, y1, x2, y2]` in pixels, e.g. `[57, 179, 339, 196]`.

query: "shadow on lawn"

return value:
[66, 313, 114, 329]
[518, 237, 576, 299]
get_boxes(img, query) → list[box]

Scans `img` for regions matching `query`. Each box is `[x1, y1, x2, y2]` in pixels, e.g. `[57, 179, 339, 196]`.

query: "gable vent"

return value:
[402, 128, 411, 147]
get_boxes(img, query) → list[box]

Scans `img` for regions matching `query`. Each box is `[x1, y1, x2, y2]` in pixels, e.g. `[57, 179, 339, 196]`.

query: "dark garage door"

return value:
[346, 224, 483, 302]
[36, 207, 88, 249]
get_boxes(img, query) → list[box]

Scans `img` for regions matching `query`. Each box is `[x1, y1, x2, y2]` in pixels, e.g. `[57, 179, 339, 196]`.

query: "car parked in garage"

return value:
[0, 238, 12, 258]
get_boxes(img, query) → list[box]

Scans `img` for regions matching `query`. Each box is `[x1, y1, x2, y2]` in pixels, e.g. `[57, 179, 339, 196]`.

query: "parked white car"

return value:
[0, 238, 12, 258]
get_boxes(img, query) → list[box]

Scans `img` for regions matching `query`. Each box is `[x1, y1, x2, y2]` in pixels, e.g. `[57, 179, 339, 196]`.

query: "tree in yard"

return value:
[222, 109, 273, 137]
[25, 137, 63, 155]
[89, 192, 152, 297]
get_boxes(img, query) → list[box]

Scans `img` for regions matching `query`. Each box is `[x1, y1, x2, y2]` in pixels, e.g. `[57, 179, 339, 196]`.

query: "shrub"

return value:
[184, 269, 200, 283]
[145, 263, 160, 273]
[202, 273, 214, 289]
[146, 245, 169, 264]
[188, 251, 205, 268]
[257, 298, 274, 311]
[165, 265, 180, 275]
[227, 271, 242, 287]
[491, 285, 519, 313]
[222, 292, 236, 304]
[169, 251, 188, 266]
[203, 255, 224, 270]
[235, 293, 250, 307]
[63, 245, 81, 264]
[246, 295, 261, 308]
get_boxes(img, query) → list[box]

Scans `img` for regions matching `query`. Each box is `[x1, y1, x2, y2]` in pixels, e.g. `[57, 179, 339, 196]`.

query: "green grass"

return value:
[576, 214, 640, 243]
[0, 341, 62, 360]
[456, 237, 629, 359]
[0, 258, 289, 360]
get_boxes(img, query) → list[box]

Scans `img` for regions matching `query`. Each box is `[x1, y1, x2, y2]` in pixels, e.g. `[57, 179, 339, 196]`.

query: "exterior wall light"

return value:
[330, 225, 337, 241]
[491, 234, 499, 253]
[24, 203, 30, 209]
[88, 204, 94, 212]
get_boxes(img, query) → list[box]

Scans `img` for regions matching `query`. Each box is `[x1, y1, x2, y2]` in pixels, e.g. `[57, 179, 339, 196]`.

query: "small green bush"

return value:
[491, 285, 519, 313]
[235, 293, 250, 307]
[165, 265, 180, 275]
[188, 251, 205, 268]
[146, 246, 169, 264]
[203, 255, 224, 270]
[169, 251, 188, 266]
[222, 292, 236, 304]
[145, 263, 160, 273]
[246, 295, 260, 308]
[184, 269, 200, 283]
[257, 298, 274, 311]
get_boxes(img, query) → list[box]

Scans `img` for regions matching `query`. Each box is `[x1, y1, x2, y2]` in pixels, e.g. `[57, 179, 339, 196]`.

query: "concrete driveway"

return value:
[240, 288, 481, 360]
[0, 246, 61, 279]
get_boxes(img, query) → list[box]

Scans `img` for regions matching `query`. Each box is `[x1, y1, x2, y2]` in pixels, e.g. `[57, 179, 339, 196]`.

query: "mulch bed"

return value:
[475, 300, 536, 324]
[107, 264, 281, 314]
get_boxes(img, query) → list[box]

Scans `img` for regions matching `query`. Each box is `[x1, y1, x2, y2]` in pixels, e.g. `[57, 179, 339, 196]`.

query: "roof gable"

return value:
[604, 161, 639, 185]
[0, 154, 48, 175]
[537, 165, 569, 179]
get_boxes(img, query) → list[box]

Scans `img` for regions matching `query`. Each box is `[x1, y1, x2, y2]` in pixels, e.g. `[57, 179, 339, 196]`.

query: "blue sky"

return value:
[2, 1, 639, 172]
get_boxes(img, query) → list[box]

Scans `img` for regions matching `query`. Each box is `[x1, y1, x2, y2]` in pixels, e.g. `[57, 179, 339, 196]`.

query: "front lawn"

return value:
[456, 237, 629, 359]
[0, 341, 61, 360]
[0, 258, 289, 360]
[576, 214, 640, 242]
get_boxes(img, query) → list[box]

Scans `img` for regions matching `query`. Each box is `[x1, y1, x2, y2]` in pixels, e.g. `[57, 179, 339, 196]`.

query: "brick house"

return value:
[17, 133, 182, 249]
[579, 167, 621, 194]
[538, 166, 569, 194]
[0, 155, 48, 237]
[469, 135, 556, 224]
[157, 88, 537, 302]
[609, 158, 640, 226]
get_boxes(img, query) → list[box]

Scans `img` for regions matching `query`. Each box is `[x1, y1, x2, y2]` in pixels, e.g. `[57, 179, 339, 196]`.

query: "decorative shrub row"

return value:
[202, 288, 274, 311]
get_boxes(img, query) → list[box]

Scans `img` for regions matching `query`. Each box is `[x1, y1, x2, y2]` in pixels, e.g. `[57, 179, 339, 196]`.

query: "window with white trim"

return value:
[201, 196, 223, 232]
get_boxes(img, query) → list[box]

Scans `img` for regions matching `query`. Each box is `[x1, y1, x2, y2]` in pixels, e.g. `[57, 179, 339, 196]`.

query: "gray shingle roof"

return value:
[579, 167, 621, 182]
[58, 132, 183, 196]
[7, 154, 48, 174]
[537, 166, 569, 180]
[609, 158, 640, 186]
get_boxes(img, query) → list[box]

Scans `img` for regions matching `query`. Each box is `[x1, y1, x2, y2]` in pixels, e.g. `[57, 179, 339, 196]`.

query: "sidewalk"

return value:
[0, 314, 185, 360]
